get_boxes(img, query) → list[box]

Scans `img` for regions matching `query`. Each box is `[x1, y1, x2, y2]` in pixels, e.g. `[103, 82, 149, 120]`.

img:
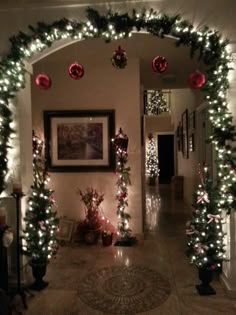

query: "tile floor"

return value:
[18, 185, 236, 315]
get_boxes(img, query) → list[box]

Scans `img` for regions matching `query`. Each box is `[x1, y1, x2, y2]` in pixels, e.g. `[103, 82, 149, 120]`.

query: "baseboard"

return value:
[220, 273, 236, 298]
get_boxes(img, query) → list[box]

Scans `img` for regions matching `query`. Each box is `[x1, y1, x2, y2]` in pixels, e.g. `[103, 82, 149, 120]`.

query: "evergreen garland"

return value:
[22, 132, 58, 263]
[0, 7, 234, 218]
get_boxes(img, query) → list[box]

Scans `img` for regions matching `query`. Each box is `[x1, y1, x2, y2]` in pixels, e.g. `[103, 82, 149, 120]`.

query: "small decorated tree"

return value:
[186, 166, 226, 295]
[146, 90, 169, 115]
[146, 134, 159, 185]
[22, 132, 58, 290]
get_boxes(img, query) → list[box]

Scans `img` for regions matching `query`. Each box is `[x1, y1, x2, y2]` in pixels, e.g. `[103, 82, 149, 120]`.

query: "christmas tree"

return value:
[146, 90, 168, 115]
[22, 132, 58, 264]
[186, 166, 226, 271]
[146, 134, 159, 185]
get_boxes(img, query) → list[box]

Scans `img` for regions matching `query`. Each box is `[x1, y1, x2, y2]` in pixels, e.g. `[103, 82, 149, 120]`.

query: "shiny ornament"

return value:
[68, 62, 84, 80]
[188, 71, 206, 89]
[111, 46, 128, 69]
[152, 56, 168, 73]
[35, 74, 52, 90]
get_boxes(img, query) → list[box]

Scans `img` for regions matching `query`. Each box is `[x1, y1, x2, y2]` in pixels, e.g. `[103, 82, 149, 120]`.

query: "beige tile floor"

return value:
[18, 185, 236, 315]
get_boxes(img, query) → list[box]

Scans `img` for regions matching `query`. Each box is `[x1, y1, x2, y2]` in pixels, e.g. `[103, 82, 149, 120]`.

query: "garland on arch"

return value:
[0, 7, 235, 217]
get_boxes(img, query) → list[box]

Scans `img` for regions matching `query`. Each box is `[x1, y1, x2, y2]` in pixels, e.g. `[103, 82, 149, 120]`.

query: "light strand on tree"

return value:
[146, 90, 169, 115]
[113, 128, 131, 239]
[146, 134, 159, 182]
[186, 166, 226, 270]
[22, 132, 58, 263]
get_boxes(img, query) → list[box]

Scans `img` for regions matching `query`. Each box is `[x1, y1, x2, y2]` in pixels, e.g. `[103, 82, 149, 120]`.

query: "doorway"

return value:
[157, 134, 174, 184]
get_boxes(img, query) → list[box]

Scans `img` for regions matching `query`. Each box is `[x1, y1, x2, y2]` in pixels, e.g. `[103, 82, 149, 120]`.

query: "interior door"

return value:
[157, 134, 174, 184]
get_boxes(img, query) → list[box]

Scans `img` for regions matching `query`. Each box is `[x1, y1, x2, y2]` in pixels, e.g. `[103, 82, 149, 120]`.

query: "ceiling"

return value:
[36, 33, 204, 89]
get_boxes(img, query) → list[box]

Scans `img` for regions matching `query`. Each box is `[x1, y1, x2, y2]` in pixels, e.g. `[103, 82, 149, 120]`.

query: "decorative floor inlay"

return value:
[78, 265, 171, 314]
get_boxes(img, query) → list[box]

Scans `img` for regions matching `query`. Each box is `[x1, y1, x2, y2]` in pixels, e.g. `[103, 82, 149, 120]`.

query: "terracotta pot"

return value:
[102, 233, 113, 246]
[84, 230, 100, 245]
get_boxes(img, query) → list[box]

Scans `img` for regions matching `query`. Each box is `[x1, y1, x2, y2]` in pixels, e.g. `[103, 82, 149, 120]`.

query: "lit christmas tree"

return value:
[146, 134, 159, 185]
[146, 90, 169, 115]
[186, 166, 226, 293]
[113, 128, 135, 246]
[22, 132, 58, 267]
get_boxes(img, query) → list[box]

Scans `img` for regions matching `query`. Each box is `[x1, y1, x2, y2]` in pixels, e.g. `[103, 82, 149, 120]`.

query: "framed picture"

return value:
[176, 123, 182, 152]
[189, 133, 195, 152]
[57, 217, 75, 242]
[189, 111, 196, 130]
[181, 109, 189, 159]
[44, 110, 115, 172]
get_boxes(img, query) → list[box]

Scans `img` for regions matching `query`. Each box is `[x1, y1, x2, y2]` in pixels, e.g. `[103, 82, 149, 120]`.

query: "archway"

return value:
[0, 7, 235, 268]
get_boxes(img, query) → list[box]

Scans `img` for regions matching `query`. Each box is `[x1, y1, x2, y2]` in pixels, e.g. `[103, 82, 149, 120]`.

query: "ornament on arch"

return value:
[152, 55, 168, 73]
[35, 73, 52, 90]
[188, 70, 206, 89]
[111, 46, 128, 69]
[68, 62, 84, 80]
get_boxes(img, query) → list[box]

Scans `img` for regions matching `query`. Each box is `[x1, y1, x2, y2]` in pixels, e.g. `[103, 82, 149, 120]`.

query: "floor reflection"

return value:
[145, 185, 161, 232]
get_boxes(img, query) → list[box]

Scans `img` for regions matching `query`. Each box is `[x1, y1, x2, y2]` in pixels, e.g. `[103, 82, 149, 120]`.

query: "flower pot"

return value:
[196, 268, 216, 295]
[84, 230, 100, 245]
[30, 260, 48, 291]
[102, 233, 113, 246]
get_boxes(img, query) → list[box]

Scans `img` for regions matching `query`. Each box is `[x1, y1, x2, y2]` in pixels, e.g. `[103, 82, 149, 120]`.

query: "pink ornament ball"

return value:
[35, 74, 52, 90]
[152, 56, 168, 73]
[68, 62, 84, 80]
[188, 71, 206, 89]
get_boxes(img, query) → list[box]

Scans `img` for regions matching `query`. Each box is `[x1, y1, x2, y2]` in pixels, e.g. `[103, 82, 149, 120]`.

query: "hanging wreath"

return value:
[111, 46, 128, 69]
[35, 74, 52, 90]
[152, 56, 168, 73]
[68, 62, 84, 80]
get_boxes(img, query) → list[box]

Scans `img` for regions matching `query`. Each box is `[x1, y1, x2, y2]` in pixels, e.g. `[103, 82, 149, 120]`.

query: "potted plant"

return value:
[102, 230, 113, 246]
[78, 188, 104, 245]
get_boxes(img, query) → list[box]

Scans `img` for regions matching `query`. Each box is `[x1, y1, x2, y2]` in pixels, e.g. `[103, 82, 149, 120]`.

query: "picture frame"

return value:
[181, 109, 189, 159]
[189, 111, 196, 130]
[189, 133, 195, 152]
[57, 217, 75, 242]
[176, 123, 182, 152]
[44, 110, 115, 172]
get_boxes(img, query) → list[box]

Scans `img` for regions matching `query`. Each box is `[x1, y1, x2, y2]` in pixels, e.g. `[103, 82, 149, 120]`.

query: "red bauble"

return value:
[35, 74, 51, 90]
[188, 71, 206, 89]
[152, 56, 168, 73]
[68, 62, 84, 80]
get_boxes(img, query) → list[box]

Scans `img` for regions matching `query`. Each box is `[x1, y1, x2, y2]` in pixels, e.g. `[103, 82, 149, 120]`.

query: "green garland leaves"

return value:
[0, 7, 235, 217]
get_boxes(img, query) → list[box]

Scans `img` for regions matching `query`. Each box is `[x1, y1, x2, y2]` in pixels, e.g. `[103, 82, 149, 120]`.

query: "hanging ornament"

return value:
[152, 56, 168, 73]
[68, 62, 84, 80]
[35, 74, 52, 90]
[2, 227, 14, 248]
[111, 46, 128, 69]
[188, 70, 206, 89]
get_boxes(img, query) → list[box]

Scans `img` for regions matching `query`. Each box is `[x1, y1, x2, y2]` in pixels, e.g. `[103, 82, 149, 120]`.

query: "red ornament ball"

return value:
[35, 74, 51, 90]
[68, 62, 84, 80]
[152, 56, 168, 73]
[188, 71, 206, 89]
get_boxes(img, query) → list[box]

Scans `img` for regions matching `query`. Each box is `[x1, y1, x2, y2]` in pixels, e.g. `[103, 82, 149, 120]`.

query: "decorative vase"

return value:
[84, 229, 100, 245]
[196, 268, 216, 295]
[102, 233, 113, 246]
[30, 260, 48, 291]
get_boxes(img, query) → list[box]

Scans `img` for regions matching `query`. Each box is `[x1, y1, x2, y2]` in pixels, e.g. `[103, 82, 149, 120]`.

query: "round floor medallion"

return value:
[78, 265, 171, 314]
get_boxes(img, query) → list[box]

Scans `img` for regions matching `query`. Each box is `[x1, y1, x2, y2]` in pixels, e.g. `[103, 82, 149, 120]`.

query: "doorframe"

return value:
[155, 131, 176, 182]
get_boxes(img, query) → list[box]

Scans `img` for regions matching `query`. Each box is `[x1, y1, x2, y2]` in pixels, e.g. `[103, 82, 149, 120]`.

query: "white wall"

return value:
[171, 89, 199, 205]
[31, 56, 143, 235]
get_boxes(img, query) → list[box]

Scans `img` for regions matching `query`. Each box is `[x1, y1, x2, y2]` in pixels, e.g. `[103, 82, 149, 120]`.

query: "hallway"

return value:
[21, 185, 236, 315]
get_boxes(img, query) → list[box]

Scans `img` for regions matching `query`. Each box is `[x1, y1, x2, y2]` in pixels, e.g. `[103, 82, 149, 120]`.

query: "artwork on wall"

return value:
[44, 110, 115, 172]
[188, 110, 196, 153]
[57, 217, 75, 242]
[176, 122, 182, 152]
[181, 109, 189, 159]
